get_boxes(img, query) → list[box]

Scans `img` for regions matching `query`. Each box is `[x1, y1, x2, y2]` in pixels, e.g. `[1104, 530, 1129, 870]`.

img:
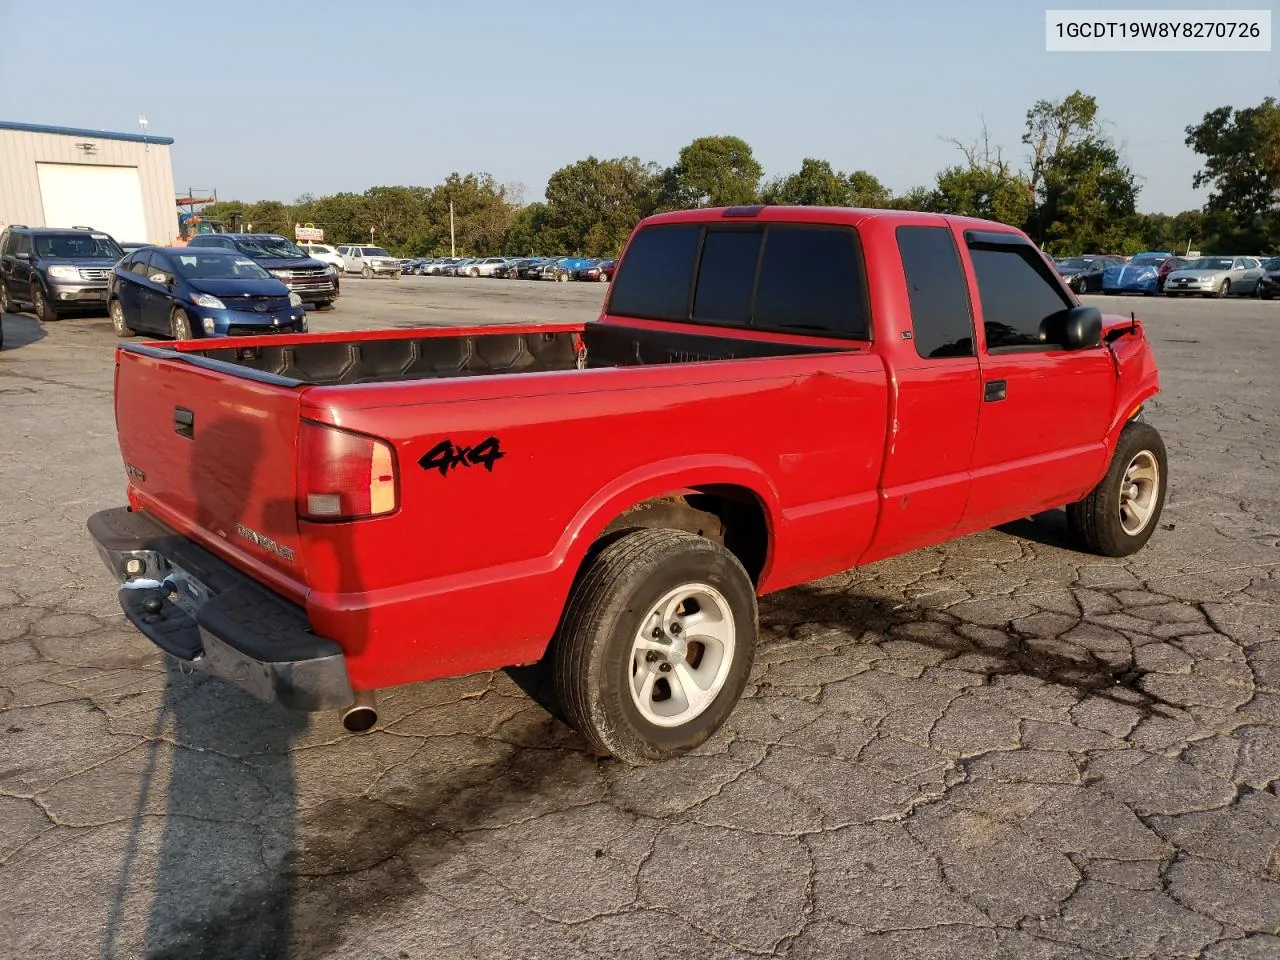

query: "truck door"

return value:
[861, 222, 982, 563]
[959, 230, 1114, 530]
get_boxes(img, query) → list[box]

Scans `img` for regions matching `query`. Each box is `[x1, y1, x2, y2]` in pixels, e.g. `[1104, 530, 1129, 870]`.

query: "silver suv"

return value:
[337, 245, 401, 279]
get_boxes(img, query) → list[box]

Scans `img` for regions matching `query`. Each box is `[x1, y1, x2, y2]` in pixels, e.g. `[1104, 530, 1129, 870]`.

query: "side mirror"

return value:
[149, 273, 168, 285]
[15, 252, 31, 261]
[1062, 305, 1103, 349]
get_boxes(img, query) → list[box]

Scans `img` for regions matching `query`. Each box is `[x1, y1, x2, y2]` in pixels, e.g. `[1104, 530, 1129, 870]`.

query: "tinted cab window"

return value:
[967, 241, 1073, 350]
[609, 221, 869, 339]
[897, 226, 974, 358]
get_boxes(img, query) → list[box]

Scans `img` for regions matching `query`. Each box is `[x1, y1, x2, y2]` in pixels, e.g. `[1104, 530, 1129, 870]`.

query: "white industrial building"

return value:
[0, 121, 177, 245]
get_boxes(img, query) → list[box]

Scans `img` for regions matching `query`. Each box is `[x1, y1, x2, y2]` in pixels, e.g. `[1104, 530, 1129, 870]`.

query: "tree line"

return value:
[204, 90, 1279, 259]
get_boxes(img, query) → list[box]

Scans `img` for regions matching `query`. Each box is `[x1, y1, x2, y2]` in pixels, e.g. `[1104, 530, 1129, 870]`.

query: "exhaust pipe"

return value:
[340, 690, 378, 733]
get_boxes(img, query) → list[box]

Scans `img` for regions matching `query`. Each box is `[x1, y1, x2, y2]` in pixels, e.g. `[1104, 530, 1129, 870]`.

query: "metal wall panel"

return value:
[0, 129, 177, 244]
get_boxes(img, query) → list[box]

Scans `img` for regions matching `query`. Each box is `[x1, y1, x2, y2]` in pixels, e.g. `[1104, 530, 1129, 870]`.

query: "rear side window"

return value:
[693, 229, 761, 324]
[608, 225, 701, 321]
[754, 227, 868, 337]
[896, 226, 974, 359]
[968, 244, 1073, 350]
[610, 222, 869, 339]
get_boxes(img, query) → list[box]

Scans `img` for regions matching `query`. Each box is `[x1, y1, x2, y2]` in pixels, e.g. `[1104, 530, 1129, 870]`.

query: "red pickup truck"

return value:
[88, 205, 1166, 763]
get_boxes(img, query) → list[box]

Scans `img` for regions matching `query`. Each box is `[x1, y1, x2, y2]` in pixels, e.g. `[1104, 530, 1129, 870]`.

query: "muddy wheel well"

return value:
[597, 486, 769, 585]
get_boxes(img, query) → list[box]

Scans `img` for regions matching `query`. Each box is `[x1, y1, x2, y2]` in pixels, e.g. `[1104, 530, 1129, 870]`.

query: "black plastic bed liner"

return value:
[189, 325, 840, 386]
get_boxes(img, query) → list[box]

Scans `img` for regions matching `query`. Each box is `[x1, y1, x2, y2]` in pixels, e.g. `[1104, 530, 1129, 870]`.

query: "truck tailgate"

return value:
[115, 346, 308, 598]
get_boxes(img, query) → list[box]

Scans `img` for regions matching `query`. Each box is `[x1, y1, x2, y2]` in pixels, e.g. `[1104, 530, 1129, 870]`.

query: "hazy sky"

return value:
[2, 0, 1274, 212]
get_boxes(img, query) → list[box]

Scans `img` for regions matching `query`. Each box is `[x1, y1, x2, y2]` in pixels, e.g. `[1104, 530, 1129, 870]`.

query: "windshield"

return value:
[1056, 258, 1089, 271]
[173, 253, 272, 281]
[35, 233, 124, 260]
[235, 235, 307, 259]
[361, 247, 391, 257]
[1129, 254, 1165, 267]
[1186, 257, 1233, 270]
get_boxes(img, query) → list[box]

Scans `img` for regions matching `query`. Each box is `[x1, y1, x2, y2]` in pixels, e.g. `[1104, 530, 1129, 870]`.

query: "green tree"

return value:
[662, 135, 762, 208]
[761, 159, 851, 205]
[543, 156, 659, 255]
[846, 170, 891, 208]
[1185, 97, 1280, 250]
[504, 202, 551, 255]
[424, 173, 514, 256]
[762, 160, 891, 208]
[361, 185, 428, 252]
[1020, 91, 1141, 251]
[933, 123, 1032, 225]
[1036, 140, 1142, 255]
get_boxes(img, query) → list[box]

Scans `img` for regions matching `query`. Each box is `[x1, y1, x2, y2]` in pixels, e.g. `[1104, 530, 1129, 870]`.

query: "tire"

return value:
[551, 528, 758, 764]
[0, 280, 11, 314]
[362, 265, 372, 280]
[1261, 288, 1273, 301]
[170, 307, 194, 341]
[557, 272, 568, 282]
[393, 271, 401, 280]
[599, 272, 609, 282]
[32, 283, 58, 322]
[1217, 280, 1229, 299]
[109, 298, 134, 338]
[1066, 420, 1168, 558]
[316, 300, 332, 310]
[469, 268, 479, 277]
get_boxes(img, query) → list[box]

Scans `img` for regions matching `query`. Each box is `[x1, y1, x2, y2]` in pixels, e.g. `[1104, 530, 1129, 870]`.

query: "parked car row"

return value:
[1053, 252, 1276, 298]
[395, 255, 617, 281]
[0, 225, 339, 346]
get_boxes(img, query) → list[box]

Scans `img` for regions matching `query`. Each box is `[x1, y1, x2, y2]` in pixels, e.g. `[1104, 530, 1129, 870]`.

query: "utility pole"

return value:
[449, 200, 456, 257]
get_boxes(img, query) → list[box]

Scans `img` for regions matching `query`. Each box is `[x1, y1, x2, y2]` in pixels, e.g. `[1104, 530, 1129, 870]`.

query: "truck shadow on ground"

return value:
[0, 311, 48, 351]
[115, 413, 593, 959]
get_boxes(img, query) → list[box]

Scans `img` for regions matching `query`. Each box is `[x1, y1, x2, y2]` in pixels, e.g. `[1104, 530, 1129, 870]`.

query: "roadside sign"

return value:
[295, 222, 324, 242]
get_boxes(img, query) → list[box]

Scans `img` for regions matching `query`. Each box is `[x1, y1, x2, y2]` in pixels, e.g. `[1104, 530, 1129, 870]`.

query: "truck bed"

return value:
[159, 323, 843, 386]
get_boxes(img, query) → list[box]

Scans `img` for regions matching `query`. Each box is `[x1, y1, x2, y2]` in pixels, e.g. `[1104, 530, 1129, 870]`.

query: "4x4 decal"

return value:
[418, 436, 505, 477]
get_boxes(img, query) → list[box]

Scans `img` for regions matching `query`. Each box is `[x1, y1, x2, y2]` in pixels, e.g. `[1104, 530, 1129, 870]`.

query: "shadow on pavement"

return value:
[0, 311, 48, 351]
[99, 413, 593, 958]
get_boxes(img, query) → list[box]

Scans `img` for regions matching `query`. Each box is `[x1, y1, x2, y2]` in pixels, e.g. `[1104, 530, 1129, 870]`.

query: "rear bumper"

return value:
[87, 507, 353, 711]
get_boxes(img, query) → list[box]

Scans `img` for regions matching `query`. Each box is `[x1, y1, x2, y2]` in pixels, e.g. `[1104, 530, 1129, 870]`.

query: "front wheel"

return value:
[362, 265, 372, 280]
[170, 307, 194, 340]
[32, 284, 58, 322]
[1067, 420, 1168, 557]
[1217, 280, 1230, 298]
[109, 299, 134, 338]
[552, 528, 758, 764]
[0, 281, 12, 314]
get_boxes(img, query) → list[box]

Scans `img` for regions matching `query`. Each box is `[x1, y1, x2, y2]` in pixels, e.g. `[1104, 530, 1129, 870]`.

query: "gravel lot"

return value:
[1, 279, 1277, 960]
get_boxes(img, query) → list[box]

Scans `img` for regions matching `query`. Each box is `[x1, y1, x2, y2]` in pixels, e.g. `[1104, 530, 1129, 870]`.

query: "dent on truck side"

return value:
[1107, 324, 1161, 444]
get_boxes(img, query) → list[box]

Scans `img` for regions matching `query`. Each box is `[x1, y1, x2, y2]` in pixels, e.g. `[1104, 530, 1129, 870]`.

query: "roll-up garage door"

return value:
[36, 163, 148, 243]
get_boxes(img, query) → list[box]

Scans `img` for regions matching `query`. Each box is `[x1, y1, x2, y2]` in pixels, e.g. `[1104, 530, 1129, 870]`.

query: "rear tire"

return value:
[0, 281, 12, 315]
[109, 299, 134, 338]
[32, 283, 58, 322]
[552, 528, 757, 764]
[1067, 420, 1168, 558]
[170, 307, 194, 340]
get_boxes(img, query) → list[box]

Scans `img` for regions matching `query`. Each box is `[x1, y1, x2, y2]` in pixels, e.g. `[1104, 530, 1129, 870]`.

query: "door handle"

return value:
[173, 407, 195, 439]
[984, 379, 1007, 402]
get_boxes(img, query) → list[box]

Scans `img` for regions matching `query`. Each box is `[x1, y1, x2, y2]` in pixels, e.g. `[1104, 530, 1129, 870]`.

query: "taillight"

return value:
[297, 420, 398, 521]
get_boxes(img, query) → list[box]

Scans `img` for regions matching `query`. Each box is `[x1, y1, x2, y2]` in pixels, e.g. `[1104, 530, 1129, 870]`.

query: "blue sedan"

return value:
[108, 247, 308, 340]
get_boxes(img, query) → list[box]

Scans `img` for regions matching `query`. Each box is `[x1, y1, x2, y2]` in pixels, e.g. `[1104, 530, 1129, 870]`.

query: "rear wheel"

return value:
[0, 280, 12, 314]
[170, 307, 194, 340]
[552, 528, 757, 764]
[1067, 420, 1167, 558]
[109, 299, 134, 338]
[31, 283, 58, 322]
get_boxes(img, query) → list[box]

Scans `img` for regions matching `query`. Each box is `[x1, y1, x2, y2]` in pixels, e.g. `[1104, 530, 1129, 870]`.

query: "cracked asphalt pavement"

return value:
[1, 281, 1278, 959]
